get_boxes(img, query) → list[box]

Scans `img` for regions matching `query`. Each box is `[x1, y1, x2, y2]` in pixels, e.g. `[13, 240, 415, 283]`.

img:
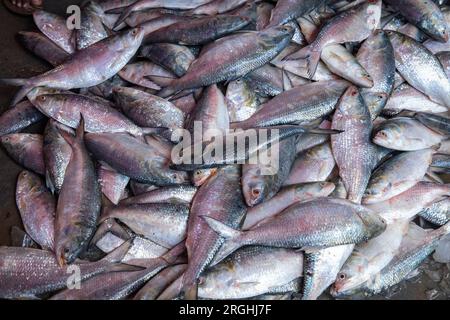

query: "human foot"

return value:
[3, 0, 43, 15]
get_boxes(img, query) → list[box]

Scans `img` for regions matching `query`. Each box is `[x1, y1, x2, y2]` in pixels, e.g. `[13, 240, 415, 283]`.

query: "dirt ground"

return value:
[0, 1, 448, 300]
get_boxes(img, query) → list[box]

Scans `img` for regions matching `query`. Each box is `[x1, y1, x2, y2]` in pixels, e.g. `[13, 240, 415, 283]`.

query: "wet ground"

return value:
[0, 1, 448, 300]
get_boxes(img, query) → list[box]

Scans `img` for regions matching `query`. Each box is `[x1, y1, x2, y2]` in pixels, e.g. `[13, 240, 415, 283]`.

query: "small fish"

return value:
[1, 133, 45, 175]
[243, 182, 336, 230]
[373, 117, 445, 151]
[384, 0, 449, 42]
[33, 10, 75, 54]
[0, 101, 45, 136]
[16, 171, 55, 251]
[331, 86, 378, 204]
[363, 149, 434, 204]
[100, 203, 189, 248]
[120, 185, 197, 205]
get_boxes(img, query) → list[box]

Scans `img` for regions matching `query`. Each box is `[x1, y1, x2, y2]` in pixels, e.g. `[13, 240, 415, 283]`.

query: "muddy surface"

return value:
[0, 1, 448, 300]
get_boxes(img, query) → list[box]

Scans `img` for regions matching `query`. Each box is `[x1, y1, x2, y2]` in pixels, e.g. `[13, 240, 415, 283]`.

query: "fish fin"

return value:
[201, 216, 245, 266]
[201, 216, 242, 239]
[105, 261, 147, 272]
[283, 46, 320, 79]
[45, 170, 56, 194]
[102, 239, 134, 264]
[113, 3, 135, 30]
[58, 127, 76, 147]
[0, 78, 35, 106]
[183, 283, 198, 300]
[158, 86, 179, 99]
[425, 170, 444, 184]
[306, 127, 343, 135]
[283, 45, 311, 61]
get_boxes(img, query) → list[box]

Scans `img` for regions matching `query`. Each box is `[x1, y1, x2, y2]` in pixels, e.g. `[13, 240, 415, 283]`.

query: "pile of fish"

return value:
[1, 0, 450, 300]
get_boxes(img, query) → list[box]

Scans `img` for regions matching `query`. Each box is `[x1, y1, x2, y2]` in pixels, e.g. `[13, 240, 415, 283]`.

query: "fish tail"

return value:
[102, 239, 134, 264]
[113, 1, 138, 29]
[0, 78, 35, 106]
[57, 116, 85, 147]
[158, 85, 179, 99]
[201, 216, 244, 265]
[283, 45, 320, 79]
[75, 114, 86, 141]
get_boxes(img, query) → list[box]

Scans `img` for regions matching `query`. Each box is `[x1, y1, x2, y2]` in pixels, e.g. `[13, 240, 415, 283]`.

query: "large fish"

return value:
[85, 132, 188, 186]
[243, 182, 335, 230]
[387, 31, 450, 108]
[16, 170, 55, 251]
[2, 28, 145, 106]
[198, 246, 304, 299]
[32, 93, 146, 136]
[230, 80, 350, 129]
[54, 118, 101, 265]
[331, 86, 378, 204]
[205, 197, 386, 266]
[363, 149, 434, 204]
[158, 26, 294, 97]
[356, 30, 395, 120]
[182, 165, 247, 299]
[285, 0, 381, 78]
[0, 241, 132, 299]
[384, 0, 449, 42]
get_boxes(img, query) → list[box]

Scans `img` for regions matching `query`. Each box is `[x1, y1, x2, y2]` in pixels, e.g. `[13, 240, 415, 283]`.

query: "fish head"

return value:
[372, 120, 402, 149]
[259, 24, 295, 47]
[363, 92, 389, 120]
[331, 254, 368, 298]
[162, 169, 189, 186]
[356, 207, 387, 240]
[0, 133, 30, 157]
[335, 86, 367, 116]
[121, 27, 145, 48]
[55, 232, 86, 266]
[16, 170, 40, 195]
[242, 165, 270, 207]
[191, 168, 216, 186]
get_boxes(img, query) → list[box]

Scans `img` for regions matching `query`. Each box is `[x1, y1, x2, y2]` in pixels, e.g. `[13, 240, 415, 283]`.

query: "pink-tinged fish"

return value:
[285, 0, 381, 79]
[2, 28, 145, 106]
[16, 170, 55, 251]
[54, 118, 101, 265]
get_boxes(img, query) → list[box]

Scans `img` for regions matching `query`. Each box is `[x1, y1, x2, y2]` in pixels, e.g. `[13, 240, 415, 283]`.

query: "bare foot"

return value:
[4, 0, 43, 15]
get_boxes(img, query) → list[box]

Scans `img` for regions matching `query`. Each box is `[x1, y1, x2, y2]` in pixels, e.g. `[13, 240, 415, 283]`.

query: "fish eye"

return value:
[131, 29, 138, 36]
[252, 189, 261, 197]
[39, 96, 46, 101]
[338, 273, 346, 280]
